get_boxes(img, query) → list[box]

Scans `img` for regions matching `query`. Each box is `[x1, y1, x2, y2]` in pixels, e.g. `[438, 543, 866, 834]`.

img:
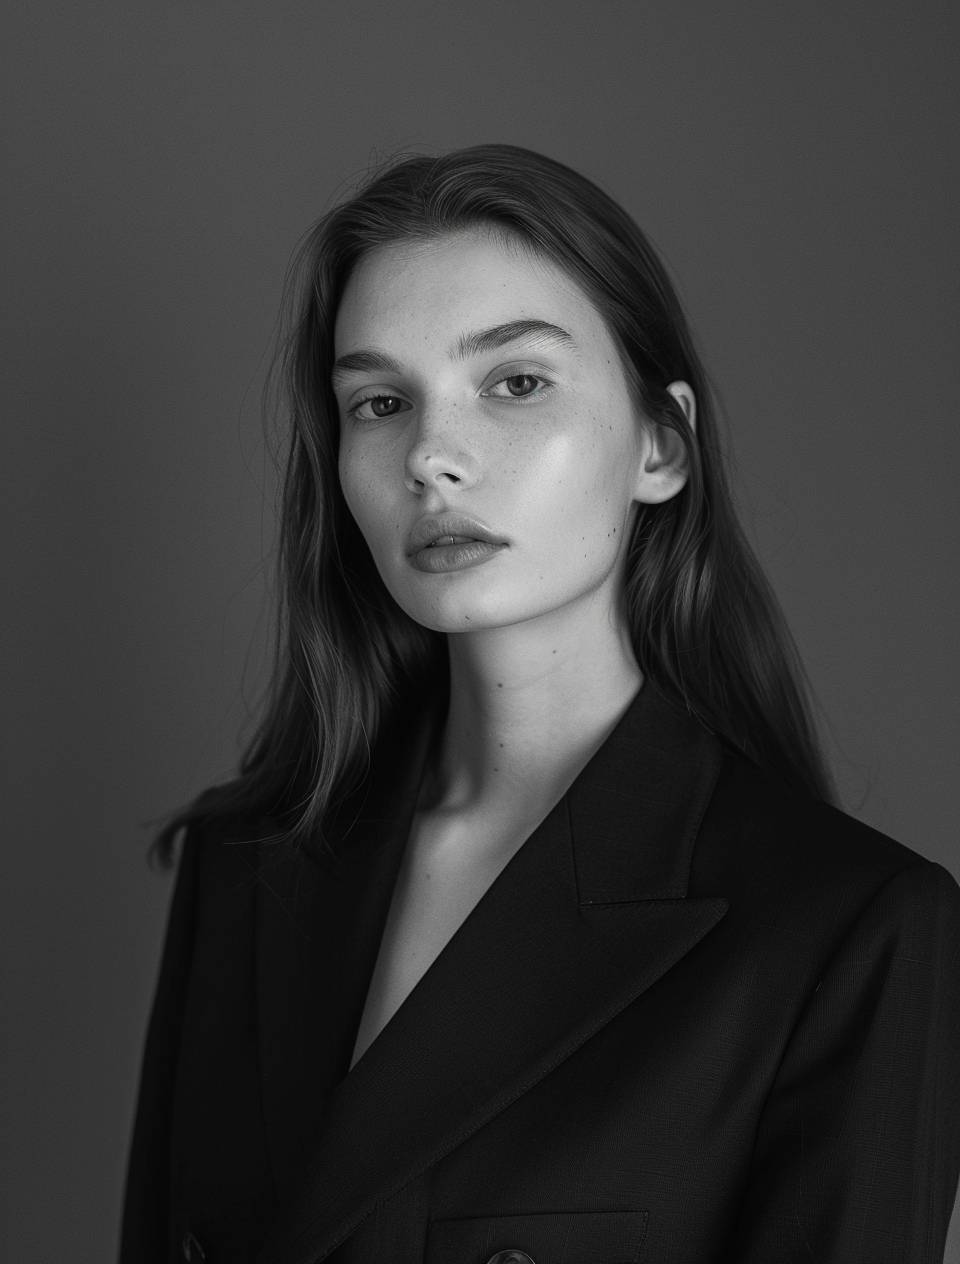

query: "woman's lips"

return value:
[409, 540, 507, 573]
[427, 534, 477, 547]
[406, 514, 508, 555]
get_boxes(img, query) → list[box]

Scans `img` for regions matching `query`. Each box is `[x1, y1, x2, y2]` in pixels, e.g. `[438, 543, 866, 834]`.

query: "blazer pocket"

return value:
[426, 1209, 649, 1264]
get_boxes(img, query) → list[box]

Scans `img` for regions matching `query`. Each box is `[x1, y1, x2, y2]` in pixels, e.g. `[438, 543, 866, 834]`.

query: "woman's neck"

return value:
[421, 604, 643, 819]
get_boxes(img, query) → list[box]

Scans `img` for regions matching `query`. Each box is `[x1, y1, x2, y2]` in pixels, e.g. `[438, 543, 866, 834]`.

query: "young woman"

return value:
[120, 144, 960, 1264]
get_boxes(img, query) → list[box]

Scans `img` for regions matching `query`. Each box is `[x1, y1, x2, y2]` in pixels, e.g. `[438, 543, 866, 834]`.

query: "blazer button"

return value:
[484, 1253, 536, 1264]
[181, 1230, 206, 1260]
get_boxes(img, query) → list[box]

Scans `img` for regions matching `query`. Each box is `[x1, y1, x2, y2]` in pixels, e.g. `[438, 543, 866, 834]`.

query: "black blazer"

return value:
[120, 682, 960, 1264]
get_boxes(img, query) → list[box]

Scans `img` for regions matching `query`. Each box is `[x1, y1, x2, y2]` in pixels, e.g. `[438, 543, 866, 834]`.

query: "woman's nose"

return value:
[403, 403, 480, 494]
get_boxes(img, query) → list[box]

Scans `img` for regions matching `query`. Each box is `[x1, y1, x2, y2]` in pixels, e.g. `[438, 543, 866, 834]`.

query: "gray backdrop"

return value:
[4, 2, 958, 1260]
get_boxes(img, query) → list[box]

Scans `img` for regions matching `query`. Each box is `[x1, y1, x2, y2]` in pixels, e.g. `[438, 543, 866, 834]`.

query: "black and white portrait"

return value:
[5, 4, 960, 1262]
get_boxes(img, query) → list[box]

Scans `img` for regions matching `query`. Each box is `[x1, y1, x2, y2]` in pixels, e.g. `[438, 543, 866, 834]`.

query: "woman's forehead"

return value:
[334, 228, 607, 356]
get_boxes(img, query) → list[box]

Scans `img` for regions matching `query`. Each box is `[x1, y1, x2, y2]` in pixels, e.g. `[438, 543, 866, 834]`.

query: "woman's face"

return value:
[334, 227, 689, 637]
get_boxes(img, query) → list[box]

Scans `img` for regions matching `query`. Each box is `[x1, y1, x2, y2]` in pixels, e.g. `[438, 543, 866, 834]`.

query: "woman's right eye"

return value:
[348, 393, 409, 422]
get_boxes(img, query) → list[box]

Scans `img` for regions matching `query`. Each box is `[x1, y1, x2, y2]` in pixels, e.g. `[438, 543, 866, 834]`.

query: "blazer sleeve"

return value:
[118, 826, 202, 1263]
[727, 857, 960, 1263]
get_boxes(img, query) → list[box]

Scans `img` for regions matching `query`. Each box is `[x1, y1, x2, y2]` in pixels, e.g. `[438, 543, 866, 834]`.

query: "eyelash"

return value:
[346, 372, 554, 421]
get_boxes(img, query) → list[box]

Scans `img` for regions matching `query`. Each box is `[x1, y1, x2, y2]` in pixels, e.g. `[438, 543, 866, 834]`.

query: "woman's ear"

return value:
[634, 380, 697, 504]
[666, 380, 696, 434]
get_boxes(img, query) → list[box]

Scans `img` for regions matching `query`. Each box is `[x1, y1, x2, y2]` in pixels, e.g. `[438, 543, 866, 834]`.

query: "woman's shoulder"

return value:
[164, 806, 294, 903]
[695, 744, 960, 949]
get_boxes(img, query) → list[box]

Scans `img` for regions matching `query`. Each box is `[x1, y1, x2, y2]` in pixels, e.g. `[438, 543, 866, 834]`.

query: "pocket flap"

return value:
[426, 1209, 649, 1263]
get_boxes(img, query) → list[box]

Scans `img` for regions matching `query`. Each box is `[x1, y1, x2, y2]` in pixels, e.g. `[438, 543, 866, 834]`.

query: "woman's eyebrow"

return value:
[331, 319, 577, 385]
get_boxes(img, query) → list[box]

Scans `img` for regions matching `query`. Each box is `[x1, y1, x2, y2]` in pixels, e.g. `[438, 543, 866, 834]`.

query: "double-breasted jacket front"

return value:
[120, 681, 960, 1263]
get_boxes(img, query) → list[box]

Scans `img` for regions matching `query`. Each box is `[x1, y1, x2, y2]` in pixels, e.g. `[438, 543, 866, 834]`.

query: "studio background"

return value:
[3, 2, 958, 1260]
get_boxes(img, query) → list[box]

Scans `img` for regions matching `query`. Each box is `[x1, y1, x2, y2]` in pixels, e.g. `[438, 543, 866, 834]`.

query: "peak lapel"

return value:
[254, 696, 442, 1195]
[256, 682, 729, 1264]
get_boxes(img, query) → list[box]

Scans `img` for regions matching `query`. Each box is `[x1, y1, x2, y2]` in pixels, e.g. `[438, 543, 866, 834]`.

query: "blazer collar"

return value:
[254, 678, 728, 1264]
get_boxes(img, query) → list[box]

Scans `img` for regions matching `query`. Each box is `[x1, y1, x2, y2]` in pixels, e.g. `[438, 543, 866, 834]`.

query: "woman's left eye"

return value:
[484, 373, 551, 402]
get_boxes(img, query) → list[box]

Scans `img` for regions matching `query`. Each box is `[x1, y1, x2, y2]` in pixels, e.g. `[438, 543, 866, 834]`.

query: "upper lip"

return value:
[406, 513, 508, 555]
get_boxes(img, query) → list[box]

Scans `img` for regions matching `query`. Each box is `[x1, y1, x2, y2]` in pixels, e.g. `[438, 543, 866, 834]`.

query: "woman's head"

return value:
[151, 143, 836, 865]
[283, 144, 721, 683]
[334, 222, 694, 643]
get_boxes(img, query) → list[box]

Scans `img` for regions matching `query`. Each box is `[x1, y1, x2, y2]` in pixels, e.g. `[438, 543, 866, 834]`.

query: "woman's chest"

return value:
[348, 807, 533, 1069]
[174, 865, 776, 1264]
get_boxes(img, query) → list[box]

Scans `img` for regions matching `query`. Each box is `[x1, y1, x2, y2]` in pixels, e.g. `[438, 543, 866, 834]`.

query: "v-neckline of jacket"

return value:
[251, 676, 729, 1264]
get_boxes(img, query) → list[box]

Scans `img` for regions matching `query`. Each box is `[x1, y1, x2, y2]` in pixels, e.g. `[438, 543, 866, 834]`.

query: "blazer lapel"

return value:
[254, 695, 442, 1195]
[255, 681, 729, 1264]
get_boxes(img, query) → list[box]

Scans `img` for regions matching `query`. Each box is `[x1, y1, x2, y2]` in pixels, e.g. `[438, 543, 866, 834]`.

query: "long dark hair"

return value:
[149, 142, 837, 868]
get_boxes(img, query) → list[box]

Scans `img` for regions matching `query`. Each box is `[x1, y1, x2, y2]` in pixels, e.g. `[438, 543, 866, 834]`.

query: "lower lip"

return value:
[409, 541, 507, 573]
